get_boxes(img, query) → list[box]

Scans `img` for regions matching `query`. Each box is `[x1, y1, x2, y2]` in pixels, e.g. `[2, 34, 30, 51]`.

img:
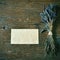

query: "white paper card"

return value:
[11, 29, 39, 44]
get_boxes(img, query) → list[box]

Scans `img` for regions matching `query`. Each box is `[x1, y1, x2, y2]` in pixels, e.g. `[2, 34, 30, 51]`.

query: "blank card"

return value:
[11, 29, 39, 44]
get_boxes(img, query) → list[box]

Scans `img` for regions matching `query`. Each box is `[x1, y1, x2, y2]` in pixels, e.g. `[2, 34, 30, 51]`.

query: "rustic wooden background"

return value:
[0, 0, 60, 60]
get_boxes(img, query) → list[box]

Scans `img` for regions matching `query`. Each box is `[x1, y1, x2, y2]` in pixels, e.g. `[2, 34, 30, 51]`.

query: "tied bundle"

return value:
[40, 4, 56, 55]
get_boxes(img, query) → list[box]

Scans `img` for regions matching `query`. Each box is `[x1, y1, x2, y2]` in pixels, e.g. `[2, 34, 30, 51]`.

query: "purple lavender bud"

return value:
[40, 12, 48, 24]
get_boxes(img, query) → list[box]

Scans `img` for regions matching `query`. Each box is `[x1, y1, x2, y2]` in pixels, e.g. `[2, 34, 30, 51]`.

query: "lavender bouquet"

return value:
[40, 4, 56, 55]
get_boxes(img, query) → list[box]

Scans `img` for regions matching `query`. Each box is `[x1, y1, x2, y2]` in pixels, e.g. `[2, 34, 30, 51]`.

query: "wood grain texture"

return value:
[0, 0, 60, 60]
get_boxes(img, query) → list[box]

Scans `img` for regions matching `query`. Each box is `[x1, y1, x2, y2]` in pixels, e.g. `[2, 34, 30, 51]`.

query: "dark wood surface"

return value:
[0, 0, 60, 60]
